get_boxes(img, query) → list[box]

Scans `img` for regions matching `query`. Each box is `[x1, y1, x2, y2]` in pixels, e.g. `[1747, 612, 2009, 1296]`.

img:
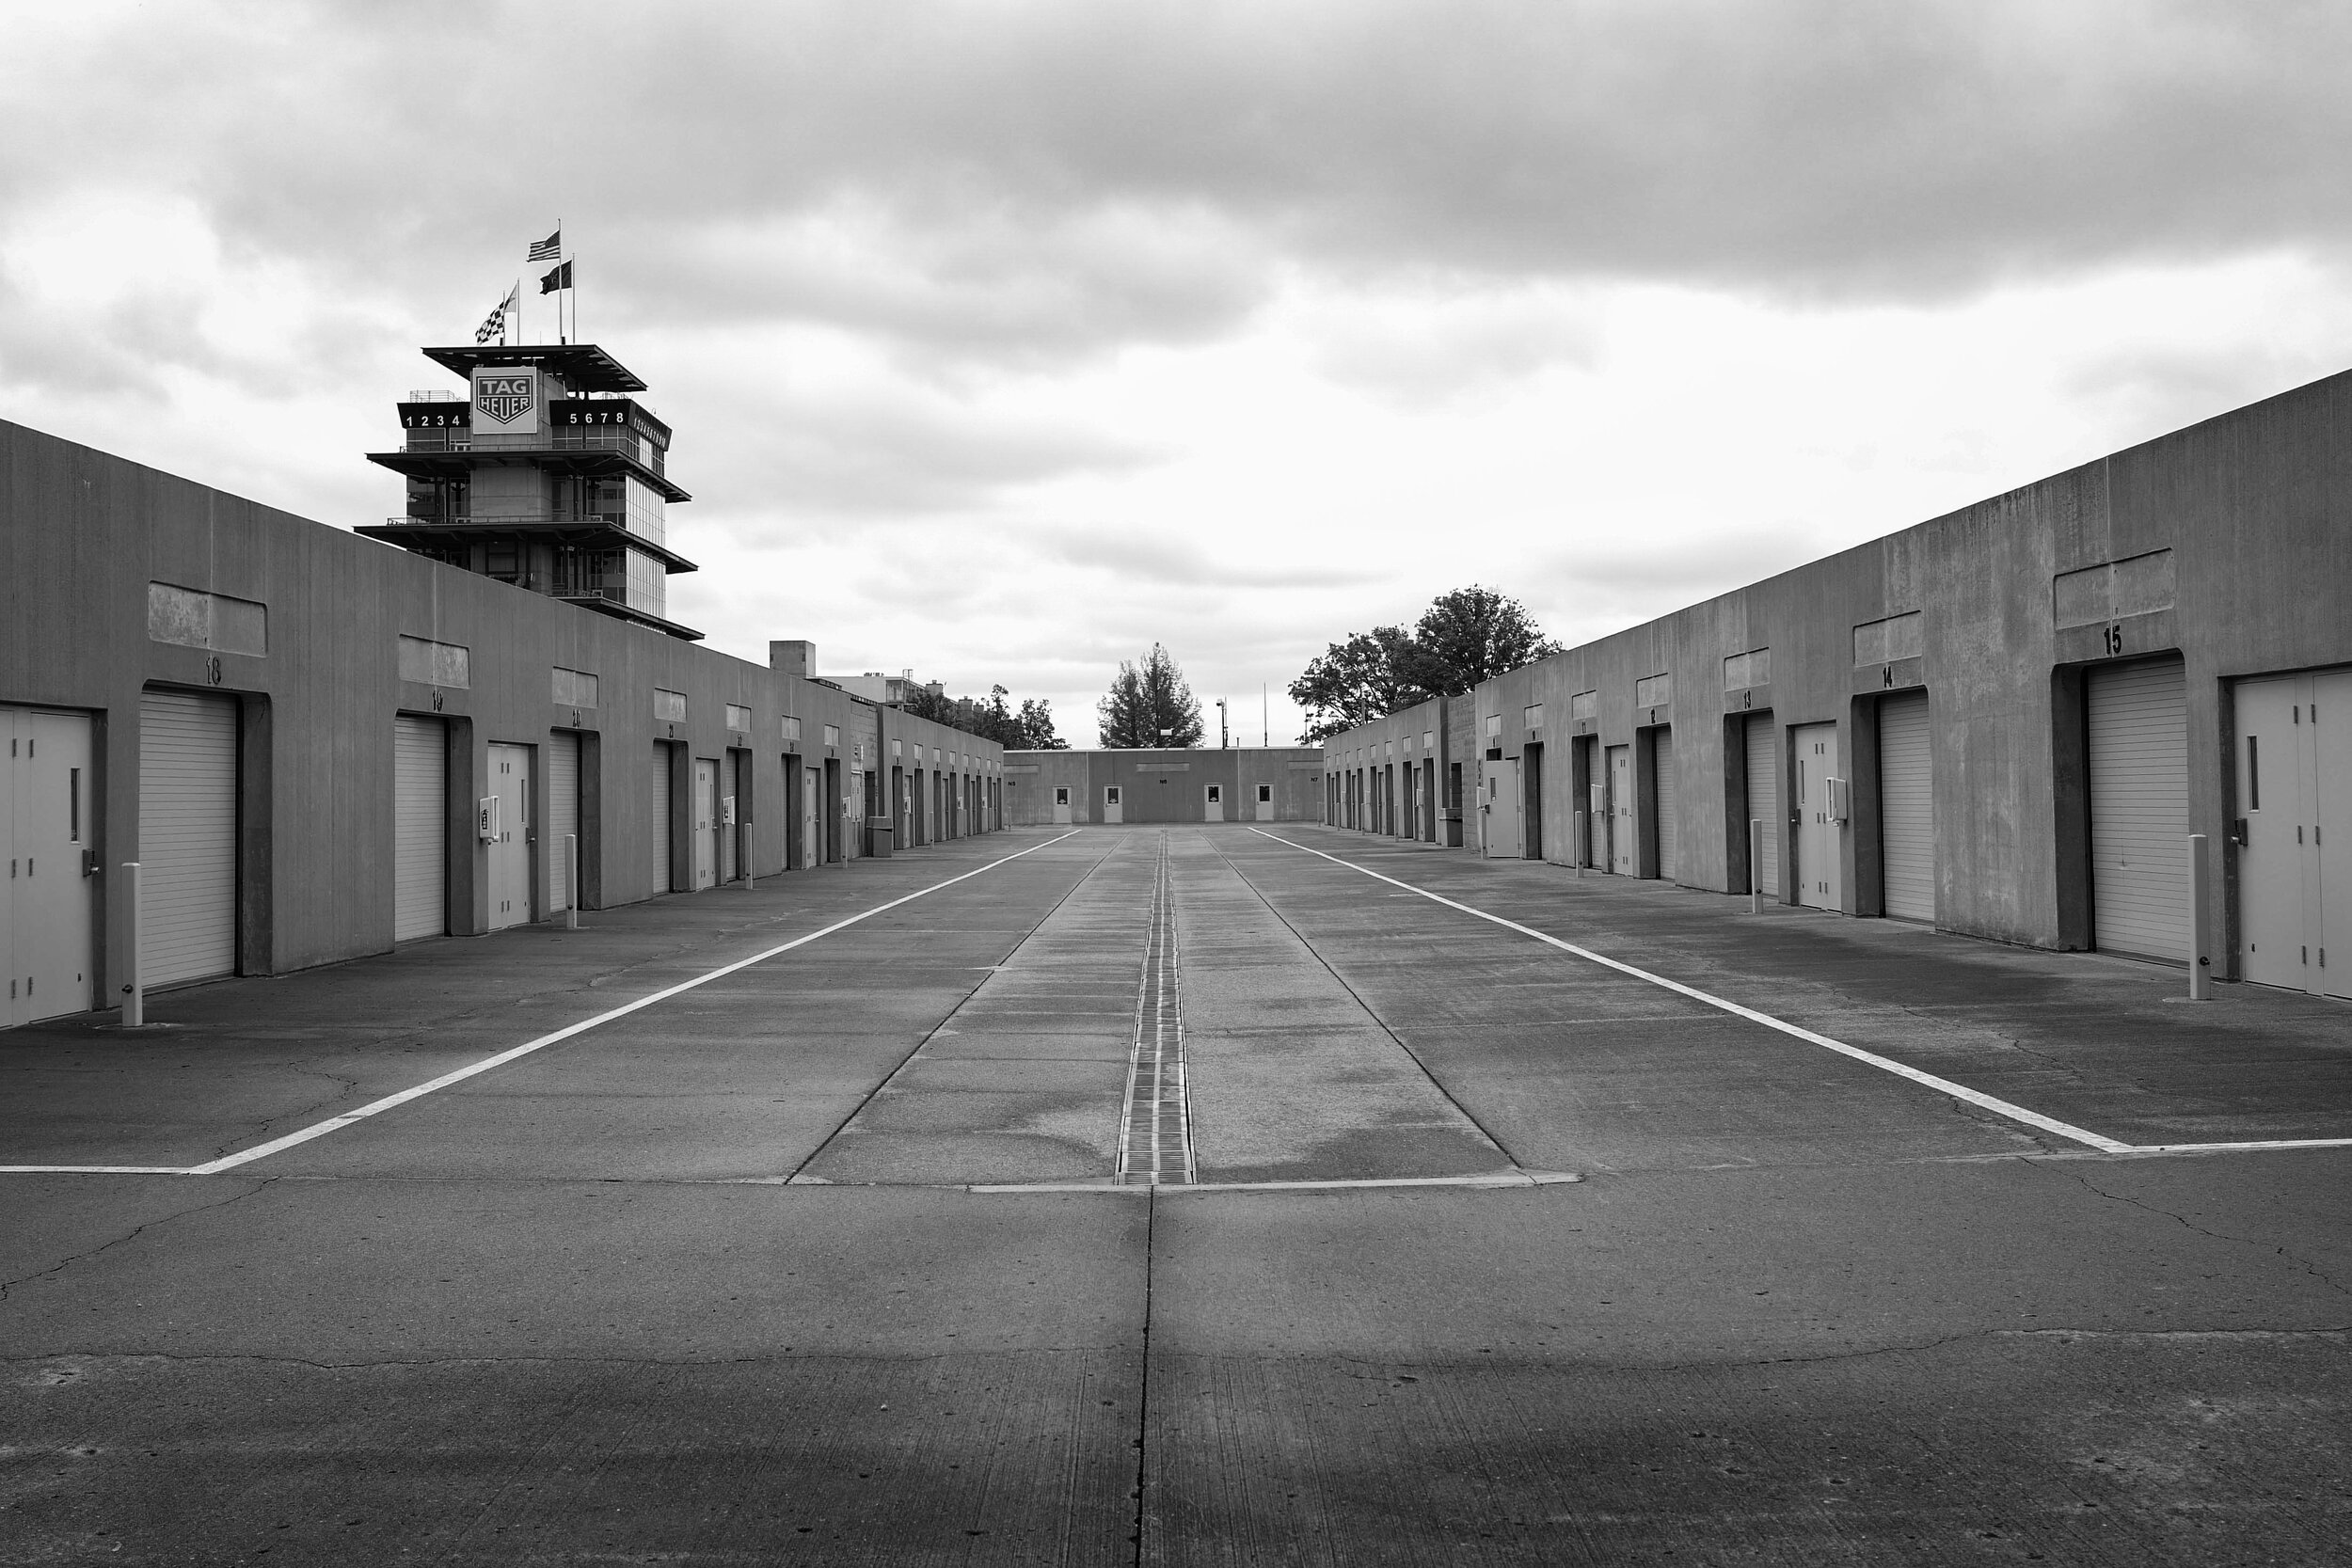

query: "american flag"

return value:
[473, 285, 516, 344]
[526, 230, 562, 263]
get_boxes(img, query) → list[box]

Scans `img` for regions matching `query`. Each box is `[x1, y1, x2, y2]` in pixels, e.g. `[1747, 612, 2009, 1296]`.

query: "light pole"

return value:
[1216, 698, 1228, 749]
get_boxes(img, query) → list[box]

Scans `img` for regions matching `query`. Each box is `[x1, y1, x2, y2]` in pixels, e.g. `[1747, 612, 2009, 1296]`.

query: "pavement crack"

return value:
[0, 1179, 276, 1303]
[2052, 1164, 2352, 1299]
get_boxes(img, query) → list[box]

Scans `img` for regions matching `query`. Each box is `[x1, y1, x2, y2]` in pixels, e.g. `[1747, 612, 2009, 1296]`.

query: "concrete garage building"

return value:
[0, 381, 1006, 1029]
[1325, 693, 1470, 847]
[1003, 748, 1326, 826]
[1323, 369, 2352, 996]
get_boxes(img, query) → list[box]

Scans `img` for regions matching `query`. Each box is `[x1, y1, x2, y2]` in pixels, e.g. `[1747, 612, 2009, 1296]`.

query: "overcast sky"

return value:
[8, 1, 2351, 744]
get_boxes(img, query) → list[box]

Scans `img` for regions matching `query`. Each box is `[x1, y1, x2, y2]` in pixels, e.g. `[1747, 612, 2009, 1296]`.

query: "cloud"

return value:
[13, 1, 2352, 379]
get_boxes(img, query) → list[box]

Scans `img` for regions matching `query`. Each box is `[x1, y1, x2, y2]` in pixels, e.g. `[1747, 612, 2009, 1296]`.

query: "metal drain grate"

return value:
[1114, 834, 1194, 1185]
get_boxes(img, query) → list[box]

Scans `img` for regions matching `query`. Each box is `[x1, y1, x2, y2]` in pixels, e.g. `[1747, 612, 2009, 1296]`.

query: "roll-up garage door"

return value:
[1652, 729, 1677, 880]
[1878, 691, 1934, 922]
[547, 733, 580, 912]
[1743, 715, 1779, 898]
[2088, 658, 2189, 962]
[392, 716, 446, 941]
[138, 690, 238, 986]
[651, 743, 675, 892]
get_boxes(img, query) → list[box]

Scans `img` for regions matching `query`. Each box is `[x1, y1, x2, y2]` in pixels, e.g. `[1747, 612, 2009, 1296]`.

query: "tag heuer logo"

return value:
[474, 373, 536, 425]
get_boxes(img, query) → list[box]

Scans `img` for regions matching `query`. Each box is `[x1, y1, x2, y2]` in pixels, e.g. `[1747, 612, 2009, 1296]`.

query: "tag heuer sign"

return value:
[470, 367, 540, 435]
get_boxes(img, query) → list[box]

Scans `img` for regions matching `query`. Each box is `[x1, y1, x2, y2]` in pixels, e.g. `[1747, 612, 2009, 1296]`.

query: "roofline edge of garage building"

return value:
[1319, 365, 2352, 994]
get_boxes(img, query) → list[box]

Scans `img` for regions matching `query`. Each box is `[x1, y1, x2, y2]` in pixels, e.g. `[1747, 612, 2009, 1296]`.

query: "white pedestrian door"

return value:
[2233, 671, 2349, 997]
[652, 745, 675, 891]
[487, 743, 532, 930]
[138, 690, 238, 987]
[1794, 721, 1842, 911]
[1607, 745, 1632, 875]
[1053, 784, 1073, 825]
[393, 716, 446, 941]
[1104, 785, 1123, 825]
[1204, 783, 1225, 821]
[546, 733, 580, 914]
[2087, 659, 2188, 962]
[4, 707, 96, 1025]
[1652, 729, 1677, 881]
[1743, 715, 1779, 900]
[1256, 782, 1275, 822]
[692, 758, 719, 889]
[1483, 756, 1520, 859]
[801, 767, 820, 867]
[1878, 692, 1934, 922]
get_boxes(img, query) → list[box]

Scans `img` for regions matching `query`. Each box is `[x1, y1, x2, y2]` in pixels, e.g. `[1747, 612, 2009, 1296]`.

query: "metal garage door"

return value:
[547, 732, 580, 913]
[138, 690, 238, 986]
[2088, 658, 2188, 962]
[1878, 691, 1934, 922]
[392, 716, 446, 941]
[651, 743, 675, 891]
[1743, 714, 1779, 898]
[1652, 729, 1677, 880]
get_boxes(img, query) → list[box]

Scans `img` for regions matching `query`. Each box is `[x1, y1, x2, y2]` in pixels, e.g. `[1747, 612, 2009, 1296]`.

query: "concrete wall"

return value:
[1321, 696, 1454, 843]
[0, 420, 1004, 1010]
[1002, 749, 1326, 825]
[1317, 368, 2352, 971]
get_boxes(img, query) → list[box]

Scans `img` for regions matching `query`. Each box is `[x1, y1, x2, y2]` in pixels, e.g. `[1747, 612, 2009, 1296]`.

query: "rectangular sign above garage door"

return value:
[138, 689, 238, 987]
[2087, 658, 2188, 963]
[1878, 691, 1934, 923]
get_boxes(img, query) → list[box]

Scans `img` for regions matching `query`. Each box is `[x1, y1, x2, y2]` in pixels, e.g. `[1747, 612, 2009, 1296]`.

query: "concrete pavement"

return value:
[4, 824, 2348, 1563]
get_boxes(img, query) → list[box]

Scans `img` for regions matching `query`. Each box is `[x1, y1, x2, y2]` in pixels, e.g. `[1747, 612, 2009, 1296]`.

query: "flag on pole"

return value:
[473, 284, 517, 344]
[526, 229, 563, 262]
[539, 260, 573, 294]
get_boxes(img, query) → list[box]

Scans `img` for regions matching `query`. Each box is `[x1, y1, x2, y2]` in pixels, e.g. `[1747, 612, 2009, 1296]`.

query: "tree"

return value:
[1410, 585, 1562, 694]
[1288, 626, 1438, 745]
[898, 682, 1067, 748]
[1097, 643, 1204, 747]
[1286, 586, 1563, 742]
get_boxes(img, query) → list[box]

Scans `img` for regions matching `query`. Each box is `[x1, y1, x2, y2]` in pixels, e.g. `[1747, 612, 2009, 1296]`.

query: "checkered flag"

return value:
[473, 284, 517, 344]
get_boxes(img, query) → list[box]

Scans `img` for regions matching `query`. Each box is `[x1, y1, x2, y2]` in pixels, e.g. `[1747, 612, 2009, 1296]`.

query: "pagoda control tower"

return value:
[360, 343, 701, 640]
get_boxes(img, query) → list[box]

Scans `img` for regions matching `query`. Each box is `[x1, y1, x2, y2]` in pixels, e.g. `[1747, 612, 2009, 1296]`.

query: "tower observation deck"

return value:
[359, 342, 702, 640]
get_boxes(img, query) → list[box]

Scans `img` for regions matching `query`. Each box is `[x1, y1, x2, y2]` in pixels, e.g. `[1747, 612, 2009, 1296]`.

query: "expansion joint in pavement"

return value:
[1115, 834, 1196, 1186]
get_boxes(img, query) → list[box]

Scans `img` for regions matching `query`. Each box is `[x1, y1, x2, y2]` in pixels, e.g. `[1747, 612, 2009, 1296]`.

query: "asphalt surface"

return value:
[4, 823, 2349, 1564]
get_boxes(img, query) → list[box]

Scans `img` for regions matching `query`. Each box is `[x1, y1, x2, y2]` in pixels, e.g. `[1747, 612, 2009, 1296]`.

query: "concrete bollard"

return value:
[2188, 832, 2211, 1000]
[120, 862, 142, 1026]
[1573, 810, 1585, 878]
[1750, 820, 1764, 914]
[565, 835, 579, 930]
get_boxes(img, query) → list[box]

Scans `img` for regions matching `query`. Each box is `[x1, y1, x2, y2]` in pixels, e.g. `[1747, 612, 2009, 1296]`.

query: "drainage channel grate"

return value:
[1114, 833, 1194, 1185]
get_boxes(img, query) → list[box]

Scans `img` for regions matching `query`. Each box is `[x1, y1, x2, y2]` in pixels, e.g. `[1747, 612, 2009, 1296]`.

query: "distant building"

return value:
[825, 670, 940, 707]
[358, 343, 702, 641]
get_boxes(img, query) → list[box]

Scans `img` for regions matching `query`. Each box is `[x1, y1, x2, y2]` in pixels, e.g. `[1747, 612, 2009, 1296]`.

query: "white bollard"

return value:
[120, 862, 142, 1026]
[2188, 832, 2211, 1000]
[565, 834, 579, 930]
[1573, 810, 1585, 878]
[1750, 820, 1764, 914]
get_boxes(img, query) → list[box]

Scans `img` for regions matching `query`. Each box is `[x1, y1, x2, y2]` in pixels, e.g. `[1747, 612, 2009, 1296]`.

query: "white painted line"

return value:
[2122, 1137, 2352, 1155]
[176, 832, 1085, 1177]
[964, 1167, 1583, 1194]
[0, 1165, 194, 1175]
[1249, 830, 2137, 1155]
